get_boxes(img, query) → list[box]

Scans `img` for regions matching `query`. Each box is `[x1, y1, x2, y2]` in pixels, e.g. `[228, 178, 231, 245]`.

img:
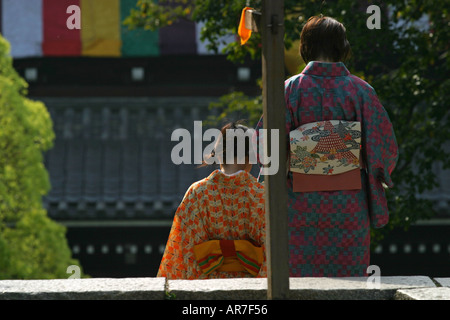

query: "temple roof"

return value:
[41, 97, 251, 221]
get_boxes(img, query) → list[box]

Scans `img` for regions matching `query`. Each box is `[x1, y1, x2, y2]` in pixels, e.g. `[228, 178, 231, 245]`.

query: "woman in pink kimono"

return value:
[257, 16, 398, 277]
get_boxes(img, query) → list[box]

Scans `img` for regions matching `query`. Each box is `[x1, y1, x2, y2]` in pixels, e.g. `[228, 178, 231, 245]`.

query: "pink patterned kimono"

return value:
[256, 61, 398, 277]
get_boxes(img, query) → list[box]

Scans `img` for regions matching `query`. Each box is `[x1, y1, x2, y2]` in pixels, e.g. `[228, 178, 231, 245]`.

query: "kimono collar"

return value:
[209, 169, 253, 186]
[301, 61, 350, 77]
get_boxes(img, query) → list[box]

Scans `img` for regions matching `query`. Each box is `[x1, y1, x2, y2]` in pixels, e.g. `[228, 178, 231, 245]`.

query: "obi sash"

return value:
[193, 240, 263, 276]
[289, 120, 364, 192]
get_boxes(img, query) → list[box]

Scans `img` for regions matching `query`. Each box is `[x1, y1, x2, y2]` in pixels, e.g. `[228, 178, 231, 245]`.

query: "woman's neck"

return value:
[220, 163, 251, 175]
[315, 56, 336, 63]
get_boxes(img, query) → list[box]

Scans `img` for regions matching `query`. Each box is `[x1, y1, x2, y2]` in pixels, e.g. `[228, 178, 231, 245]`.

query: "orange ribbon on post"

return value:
[238, 7, 254, 45]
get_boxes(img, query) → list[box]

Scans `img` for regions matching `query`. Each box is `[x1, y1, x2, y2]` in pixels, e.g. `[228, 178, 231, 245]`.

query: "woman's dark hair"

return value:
[299, 15, 351, 63]
[201, 121, 254, 167]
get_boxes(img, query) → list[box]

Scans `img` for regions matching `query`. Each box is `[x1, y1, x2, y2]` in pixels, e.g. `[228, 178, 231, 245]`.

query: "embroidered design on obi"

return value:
[289, 120, 363, 192]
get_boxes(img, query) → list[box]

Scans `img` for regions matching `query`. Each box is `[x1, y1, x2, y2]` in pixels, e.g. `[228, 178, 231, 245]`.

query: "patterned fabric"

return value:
[290, 120, 362, 175]
[256, 61, 398, 277]
[157, 170, 266, 279]
[193, 239, 264, 276]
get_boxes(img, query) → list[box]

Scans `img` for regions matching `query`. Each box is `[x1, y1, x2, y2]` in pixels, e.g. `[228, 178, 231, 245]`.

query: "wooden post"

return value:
[260, 0, 289, 299]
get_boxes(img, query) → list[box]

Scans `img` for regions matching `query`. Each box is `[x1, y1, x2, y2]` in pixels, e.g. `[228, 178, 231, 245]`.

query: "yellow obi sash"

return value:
[193, 240, 263, 276]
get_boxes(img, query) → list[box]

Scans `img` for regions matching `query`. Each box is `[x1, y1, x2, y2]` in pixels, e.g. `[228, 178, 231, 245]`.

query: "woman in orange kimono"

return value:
[157, 122, 266, 279]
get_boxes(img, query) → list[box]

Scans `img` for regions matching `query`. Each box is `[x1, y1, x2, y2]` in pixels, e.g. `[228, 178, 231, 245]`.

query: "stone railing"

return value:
[0, 276, 449, 300]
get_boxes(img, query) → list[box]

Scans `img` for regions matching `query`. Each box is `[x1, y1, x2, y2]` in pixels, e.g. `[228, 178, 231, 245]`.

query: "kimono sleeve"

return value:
[254, 206, 268, 278]
[157, 185, 207, 279]
[361, 86, 399, 228]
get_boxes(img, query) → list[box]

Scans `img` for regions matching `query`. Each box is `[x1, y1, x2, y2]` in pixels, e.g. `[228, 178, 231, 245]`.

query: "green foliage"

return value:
[0, 35, 84, 279]
[125, 1, 450, 243]
[205, 91, 263, 127]
[165, 290, 177, 300]
[123, 0, 262, 61]
[123, 0, 193, 31]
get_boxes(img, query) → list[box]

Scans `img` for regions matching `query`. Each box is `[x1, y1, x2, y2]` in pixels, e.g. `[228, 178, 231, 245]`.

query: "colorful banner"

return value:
[159, 19, 196, 55]
[81, 0, 121, 57]
[2, 0, 43, 58]
[0, 0, 234, 58]
[120, 0, 159, 56]
[43, 0, 81, 56]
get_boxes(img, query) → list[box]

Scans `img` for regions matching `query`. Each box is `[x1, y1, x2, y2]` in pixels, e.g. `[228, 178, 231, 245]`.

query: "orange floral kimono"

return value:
[157, 169, 267, 279]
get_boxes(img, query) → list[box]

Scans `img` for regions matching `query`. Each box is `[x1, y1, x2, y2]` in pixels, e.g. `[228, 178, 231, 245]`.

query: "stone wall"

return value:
[0, 276, 449, 300]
